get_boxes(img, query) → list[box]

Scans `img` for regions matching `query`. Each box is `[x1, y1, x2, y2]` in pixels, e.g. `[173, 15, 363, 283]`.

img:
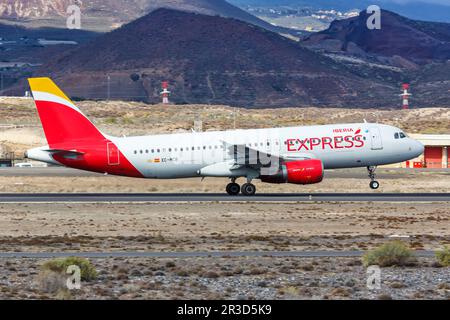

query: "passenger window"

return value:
[169, 148, 172, 152]
[394, 133, 399, 139]
[157, 149, 160, 152]
[151, 149, 154, 153]
[139, 150, 143, 154]
[203, 146, 206, 150]
[134, 150, 137, 154]
[145, 149, 148, 153]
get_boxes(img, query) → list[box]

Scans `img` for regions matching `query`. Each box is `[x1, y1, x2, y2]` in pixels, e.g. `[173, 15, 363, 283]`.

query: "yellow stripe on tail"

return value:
[28, 77, 73, 105]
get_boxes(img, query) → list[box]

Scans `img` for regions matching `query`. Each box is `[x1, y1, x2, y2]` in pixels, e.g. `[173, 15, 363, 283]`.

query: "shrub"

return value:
[105, 117, 117, 124]
[55, 288, 73, 300]
[42, 257, 98, 281]
[130, 73, 140, 82]
[377, 293, 393, 300]
[36, 269, 66, 293]
[362, 241, 416, 267]
[435, 246, 450, 267]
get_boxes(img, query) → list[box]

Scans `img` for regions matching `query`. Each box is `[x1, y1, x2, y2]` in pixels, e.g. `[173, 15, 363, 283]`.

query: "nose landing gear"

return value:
[367, 166, 379, 189]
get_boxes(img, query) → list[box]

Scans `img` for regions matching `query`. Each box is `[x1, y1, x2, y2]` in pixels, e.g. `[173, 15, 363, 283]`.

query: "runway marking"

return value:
[0, 250, 436, 259]
[0, 193, 449, 203]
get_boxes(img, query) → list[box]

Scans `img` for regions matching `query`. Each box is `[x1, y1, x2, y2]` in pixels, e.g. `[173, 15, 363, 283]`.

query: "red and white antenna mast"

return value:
[160, 81, 171, 104]
[400, 83, 411, 109]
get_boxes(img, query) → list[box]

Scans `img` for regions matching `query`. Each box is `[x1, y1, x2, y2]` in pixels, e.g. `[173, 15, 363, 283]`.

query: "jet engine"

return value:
[260, 159, 324, 184]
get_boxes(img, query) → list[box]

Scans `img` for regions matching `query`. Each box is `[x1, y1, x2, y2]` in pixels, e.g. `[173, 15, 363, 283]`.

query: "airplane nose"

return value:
[414, 140, 424, 156]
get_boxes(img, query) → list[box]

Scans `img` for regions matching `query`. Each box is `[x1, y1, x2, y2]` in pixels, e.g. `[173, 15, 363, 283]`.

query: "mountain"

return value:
[26, 8, 397, 108]
[0, 0, 72, 18]
[229, 0, 450, 23]
[0, 0, 300, 35]
[303, 9, 450, 64]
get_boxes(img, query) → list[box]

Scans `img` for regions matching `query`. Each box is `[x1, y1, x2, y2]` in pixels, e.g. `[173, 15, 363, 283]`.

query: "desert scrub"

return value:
[435, 246, 450, 267]
[362, 241, 416, 267]
[104, 117, 117, 124]
[42, 257, 98, 281]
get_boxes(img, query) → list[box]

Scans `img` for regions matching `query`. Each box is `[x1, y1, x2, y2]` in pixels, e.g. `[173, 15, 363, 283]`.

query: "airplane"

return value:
[25, 77, 424, 195]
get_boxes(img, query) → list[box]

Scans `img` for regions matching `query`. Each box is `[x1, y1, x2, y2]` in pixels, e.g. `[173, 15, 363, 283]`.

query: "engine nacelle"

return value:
[260, 159, 324, 184]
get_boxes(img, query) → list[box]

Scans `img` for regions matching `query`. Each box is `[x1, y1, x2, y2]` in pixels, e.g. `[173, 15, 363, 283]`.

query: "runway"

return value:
[0, 250, 436, 259]
[0, 192, 449, 203]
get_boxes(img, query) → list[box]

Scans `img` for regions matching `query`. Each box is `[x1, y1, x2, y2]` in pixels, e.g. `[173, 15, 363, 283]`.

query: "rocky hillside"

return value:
[0, 0, 298, 35]
[0, 0, 72, 18]
[303, 10, 450, 64]
[29, 8, 397, 108]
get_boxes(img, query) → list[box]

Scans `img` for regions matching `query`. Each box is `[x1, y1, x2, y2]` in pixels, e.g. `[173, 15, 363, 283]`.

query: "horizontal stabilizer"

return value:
[45, 149, 85, 156]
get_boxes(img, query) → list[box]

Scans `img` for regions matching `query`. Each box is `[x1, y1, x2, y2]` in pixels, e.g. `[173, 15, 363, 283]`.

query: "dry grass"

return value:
[1, 97, 449, 155]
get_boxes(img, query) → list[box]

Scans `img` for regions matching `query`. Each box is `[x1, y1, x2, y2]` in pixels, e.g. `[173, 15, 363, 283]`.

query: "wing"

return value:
[222, 141, 315, 171]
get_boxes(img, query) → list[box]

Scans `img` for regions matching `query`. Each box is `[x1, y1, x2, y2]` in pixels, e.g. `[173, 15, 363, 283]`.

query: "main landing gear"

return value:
[226, 178, 256, 196]
[226, 181, 240, 195]
[367, 166, 380, 190]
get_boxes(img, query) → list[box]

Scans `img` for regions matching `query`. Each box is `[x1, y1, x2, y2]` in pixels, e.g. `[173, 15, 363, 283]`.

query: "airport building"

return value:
[404, 134, 450, 169]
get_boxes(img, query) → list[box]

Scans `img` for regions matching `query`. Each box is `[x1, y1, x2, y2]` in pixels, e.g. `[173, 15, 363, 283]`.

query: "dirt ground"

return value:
[0, 168, 449, 193]
[0, 200, 448, 300]
[0, 256, 449, 300]
[1, 97, 449, 155]
[0, 201, 448, 252]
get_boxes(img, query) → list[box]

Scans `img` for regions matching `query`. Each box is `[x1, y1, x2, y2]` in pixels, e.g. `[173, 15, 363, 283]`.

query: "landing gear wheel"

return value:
[241, 183, 256, 196]
[369, 180, 380, 190]
[367, 166, 379, 190]
[226, 183, 240, 195]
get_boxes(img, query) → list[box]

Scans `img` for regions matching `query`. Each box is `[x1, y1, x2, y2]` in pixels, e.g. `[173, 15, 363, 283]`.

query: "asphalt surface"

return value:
[0, 250, 436, 259]
[0, 192, 449, 202]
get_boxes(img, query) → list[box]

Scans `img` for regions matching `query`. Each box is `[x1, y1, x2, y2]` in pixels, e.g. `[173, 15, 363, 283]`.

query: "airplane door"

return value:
[107, 142, 120, 165]
[370, 127, 383, 150]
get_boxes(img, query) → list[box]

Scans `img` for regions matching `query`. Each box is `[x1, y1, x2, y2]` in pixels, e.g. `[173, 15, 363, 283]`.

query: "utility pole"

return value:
[107, 75, 111, 100]
[233, 107, 236, 129]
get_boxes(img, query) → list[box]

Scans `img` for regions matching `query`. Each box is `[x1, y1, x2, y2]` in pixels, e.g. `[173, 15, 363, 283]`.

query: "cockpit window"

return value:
[394, 133, 399, 139]
[399, 132, 406, 138]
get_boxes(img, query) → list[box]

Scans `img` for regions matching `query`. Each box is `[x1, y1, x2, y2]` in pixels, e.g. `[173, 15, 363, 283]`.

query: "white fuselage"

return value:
[100, 122, 423, 179]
